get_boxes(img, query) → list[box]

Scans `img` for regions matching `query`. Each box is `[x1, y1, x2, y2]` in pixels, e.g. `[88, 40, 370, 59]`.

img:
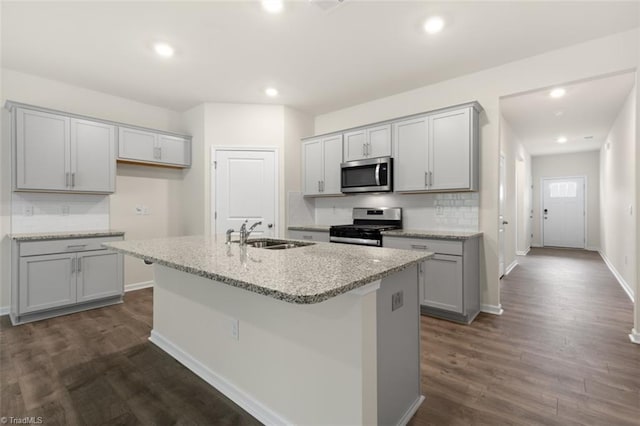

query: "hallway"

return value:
[412, 248, 639, 425]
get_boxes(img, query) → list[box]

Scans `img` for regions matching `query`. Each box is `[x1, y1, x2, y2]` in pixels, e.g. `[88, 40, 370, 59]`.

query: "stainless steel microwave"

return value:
[341, 157, 393, 194]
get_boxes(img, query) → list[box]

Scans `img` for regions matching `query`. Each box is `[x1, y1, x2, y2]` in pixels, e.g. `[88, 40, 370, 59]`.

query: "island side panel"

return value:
[150, 264, 378, 426]
[377, 264, 423, 425]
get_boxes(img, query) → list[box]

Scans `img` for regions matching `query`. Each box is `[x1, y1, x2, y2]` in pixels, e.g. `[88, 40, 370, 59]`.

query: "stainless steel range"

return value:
[329, 207, 402, 247]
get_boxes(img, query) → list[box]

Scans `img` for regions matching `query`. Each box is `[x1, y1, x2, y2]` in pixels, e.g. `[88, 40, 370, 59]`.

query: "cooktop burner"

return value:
[329, 207, 402, 247]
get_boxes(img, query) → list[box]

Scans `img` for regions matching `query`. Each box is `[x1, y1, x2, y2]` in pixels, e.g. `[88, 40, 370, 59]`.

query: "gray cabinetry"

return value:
[287, 229, 330, 242]
[11, 235, 124, 325]
[118, 127, 191, 167]
[302, 134, 343, 196]
[14, 107, 116, 193]
[383, 235, 480, 324]
[393, 103, 480, 193]
[343, 124, 391, 162]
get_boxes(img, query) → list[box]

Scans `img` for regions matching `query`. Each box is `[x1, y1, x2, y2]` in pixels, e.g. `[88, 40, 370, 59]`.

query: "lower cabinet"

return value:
[12, 235, 124, 325]
[287, 229, 330, 243]
[383, 235, 480, 324]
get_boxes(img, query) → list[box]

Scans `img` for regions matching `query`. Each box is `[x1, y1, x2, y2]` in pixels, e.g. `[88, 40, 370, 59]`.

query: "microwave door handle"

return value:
[375, 164, 381, 186]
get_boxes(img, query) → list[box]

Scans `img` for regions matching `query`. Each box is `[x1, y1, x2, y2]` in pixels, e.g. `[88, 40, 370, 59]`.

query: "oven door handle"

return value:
[330, 236, 381, 246]
[375, 164, 381, 186]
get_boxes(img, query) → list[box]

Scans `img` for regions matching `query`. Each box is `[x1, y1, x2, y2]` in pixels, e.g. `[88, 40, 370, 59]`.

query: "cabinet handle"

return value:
[318, 181, 321, 192]
[321, 181, 324, 192]
[67, 244, 88, 249]
[71, 172, 76, 187]
[411, 244, 429, 250]
[429, 171, 433, 186]
[77, 257, 82, 272]
[424, 172, 428, 187]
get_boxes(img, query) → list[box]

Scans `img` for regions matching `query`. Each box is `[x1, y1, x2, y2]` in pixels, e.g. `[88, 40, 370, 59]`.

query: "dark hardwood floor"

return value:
[1, 247, 638, 425]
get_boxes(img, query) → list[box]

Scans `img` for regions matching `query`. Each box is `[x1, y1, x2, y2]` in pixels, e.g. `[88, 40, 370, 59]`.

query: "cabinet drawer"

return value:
[383, 236, 462, 255]
[19, 236, 123, 257]
[288, 230, 330, 243]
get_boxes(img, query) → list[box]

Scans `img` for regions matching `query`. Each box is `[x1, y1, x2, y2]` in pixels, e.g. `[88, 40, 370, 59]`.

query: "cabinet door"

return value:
[288, 230, 330, 243]
[343, 129, 366, 161]
[322, 135, 343, 195]
[19, 253, 76, 314]
[15, 108, 70, 191]
[76, 251, 123, 303]
[393, 117, 428, 192]
[302, 139, 323, 196]
[422, 254, 463, 313]
[70, 119, 116, 193]
[429, 108, 471, 191]
[118, 127, 157, 162]
[366, 124, 391, 158]
[158, 134, 191, 166]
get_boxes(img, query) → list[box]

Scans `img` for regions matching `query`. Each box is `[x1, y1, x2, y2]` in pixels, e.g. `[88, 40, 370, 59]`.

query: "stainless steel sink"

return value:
[246, 239, 314, 250]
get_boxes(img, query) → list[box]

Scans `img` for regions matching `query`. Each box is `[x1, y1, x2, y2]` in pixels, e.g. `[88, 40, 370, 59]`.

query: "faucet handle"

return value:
[226, 228, 234, 244]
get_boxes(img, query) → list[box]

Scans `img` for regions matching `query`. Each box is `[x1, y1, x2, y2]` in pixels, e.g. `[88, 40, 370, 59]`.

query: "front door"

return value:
[542, 177, 585, 249]
[214, 149, 277, 238]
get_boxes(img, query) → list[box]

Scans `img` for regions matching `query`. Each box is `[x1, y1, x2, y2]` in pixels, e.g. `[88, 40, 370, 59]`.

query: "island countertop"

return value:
[104, 236, 432, 304]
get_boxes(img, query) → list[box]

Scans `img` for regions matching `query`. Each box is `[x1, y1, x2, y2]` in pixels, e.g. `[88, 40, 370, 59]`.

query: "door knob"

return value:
[268, 224, 273, 228]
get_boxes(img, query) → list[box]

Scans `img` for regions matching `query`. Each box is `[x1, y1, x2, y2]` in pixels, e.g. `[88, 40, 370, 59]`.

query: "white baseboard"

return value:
[531, 243, 542, 248]
[630, 328, 640, 344]
[149, 330, 292, 426]
[398, 395, 425, 426]
[598, 251, 634, 302]
[125, 280, 154, 292]
[516, 248, 530, 256]
[505, 260, 518, 276]
[481, 304, 504, 315]
[0, 306, 9, 316]
[586, 246, 600, 252]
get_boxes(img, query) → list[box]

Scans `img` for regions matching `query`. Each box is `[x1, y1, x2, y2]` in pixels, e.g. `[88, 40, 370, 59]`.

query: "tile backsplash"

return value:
[311, 192, 479, 231]
[11, 192, 110, 234]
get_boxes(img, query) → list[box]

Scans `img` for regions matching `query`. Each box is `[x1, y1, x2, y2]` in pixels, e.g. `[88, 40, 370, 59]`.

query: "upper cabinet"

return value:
[393, 105, 479, 193]
[302, 134, 343, 197]
[15, 108, 116, 193]
[343, 124, 391, 162]
[118, 127, 191, 167]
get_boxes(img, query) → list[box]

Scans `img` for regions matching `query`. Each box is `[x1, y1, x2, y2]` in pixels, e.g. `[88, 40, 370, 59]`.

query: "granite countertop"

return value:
[381, 229, 483, 240]
[11, 230, 125, 241]
[287, 225, 331, 232]
[104, 236, 431, 304]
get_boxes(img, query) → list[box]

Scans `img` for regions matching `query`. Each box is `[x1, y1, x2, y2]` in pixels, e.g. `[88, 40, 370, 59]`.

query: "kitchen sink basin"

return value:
[246, 239, 314, 250]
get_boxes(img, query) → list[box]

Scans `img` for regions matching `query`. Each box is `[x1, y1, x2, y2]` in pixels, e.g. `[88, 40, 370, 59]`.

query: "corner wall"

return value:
[314, 29, 638, 311]
[601, 84, 636, 301]
[531, 151, 601, 250]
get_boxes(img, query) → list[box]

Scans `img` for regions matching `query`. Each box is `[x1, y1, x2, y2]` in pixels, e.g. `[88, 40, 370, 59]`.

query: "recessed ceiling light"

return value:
[262, 0, 283, 13]
[550, 88, 566, 98]
[265, 87, 279, 97]
[154, 42, 174, 58]
[556, 136, 568, 144]
[423, 16, 445, 34]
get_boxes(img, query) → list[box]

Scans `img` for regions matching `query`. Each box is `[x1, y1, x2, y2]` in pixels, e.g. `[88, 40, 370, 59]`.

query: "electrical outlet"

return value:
[392, 291, 404, 311]
[142, 206, 150, 215]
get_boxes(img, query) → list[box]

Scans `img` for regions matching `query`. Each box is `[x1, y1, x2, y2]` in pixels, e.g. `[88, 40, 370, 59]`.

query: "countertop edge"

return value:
[104, 243, 433, 304]
[11, 231, 126, 241]
[287, 226, 330, 232]
[381, 231, 483, 240]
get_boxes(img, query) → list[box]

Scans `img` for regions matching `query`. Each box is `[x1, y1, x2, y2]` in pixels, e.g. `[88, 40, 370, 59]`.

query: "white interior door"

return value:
[214, 149, 277, 238]
[542, 177, 585, 248]
[499, 154, 506, 277]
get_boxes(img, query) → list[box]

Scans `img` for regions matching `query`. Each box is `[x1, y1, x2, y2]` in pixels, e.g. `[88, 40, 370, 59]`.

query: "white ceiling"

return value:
[2, 1, 639, 114]
[500, 72, 636, 157]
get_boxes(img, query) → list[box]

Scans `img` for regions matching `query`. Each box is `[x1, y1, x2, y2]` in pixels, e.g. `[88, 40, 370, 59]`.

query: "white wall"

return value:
[182, 102, 313, 238]
[499, 115, 532, 270]
[601, 85, 636, 300]
[314, 29, 639, 311]
[635, 75, 640, 342]
[531, 151, 600, 250]
[0, 69, 188, 306]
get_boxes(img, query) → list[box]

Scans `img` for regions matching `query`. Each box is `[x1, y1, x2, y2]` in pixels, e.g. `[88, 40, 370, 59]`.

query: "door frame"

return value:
[211, 146, 280, 237]
[540, 175, 587, 249]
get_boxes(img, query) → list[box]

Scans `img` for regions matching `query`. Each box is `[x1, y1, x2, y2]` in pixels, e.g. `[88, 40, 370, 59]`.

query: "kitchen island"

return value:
[104, 236, 432, 425]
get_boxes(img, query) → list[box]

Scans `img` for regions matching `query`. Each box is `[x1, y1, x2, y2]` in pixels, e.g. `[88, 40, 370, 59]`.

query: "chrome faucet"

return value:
[239, 220, 262, 245]
[226, 228, 235, 244]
